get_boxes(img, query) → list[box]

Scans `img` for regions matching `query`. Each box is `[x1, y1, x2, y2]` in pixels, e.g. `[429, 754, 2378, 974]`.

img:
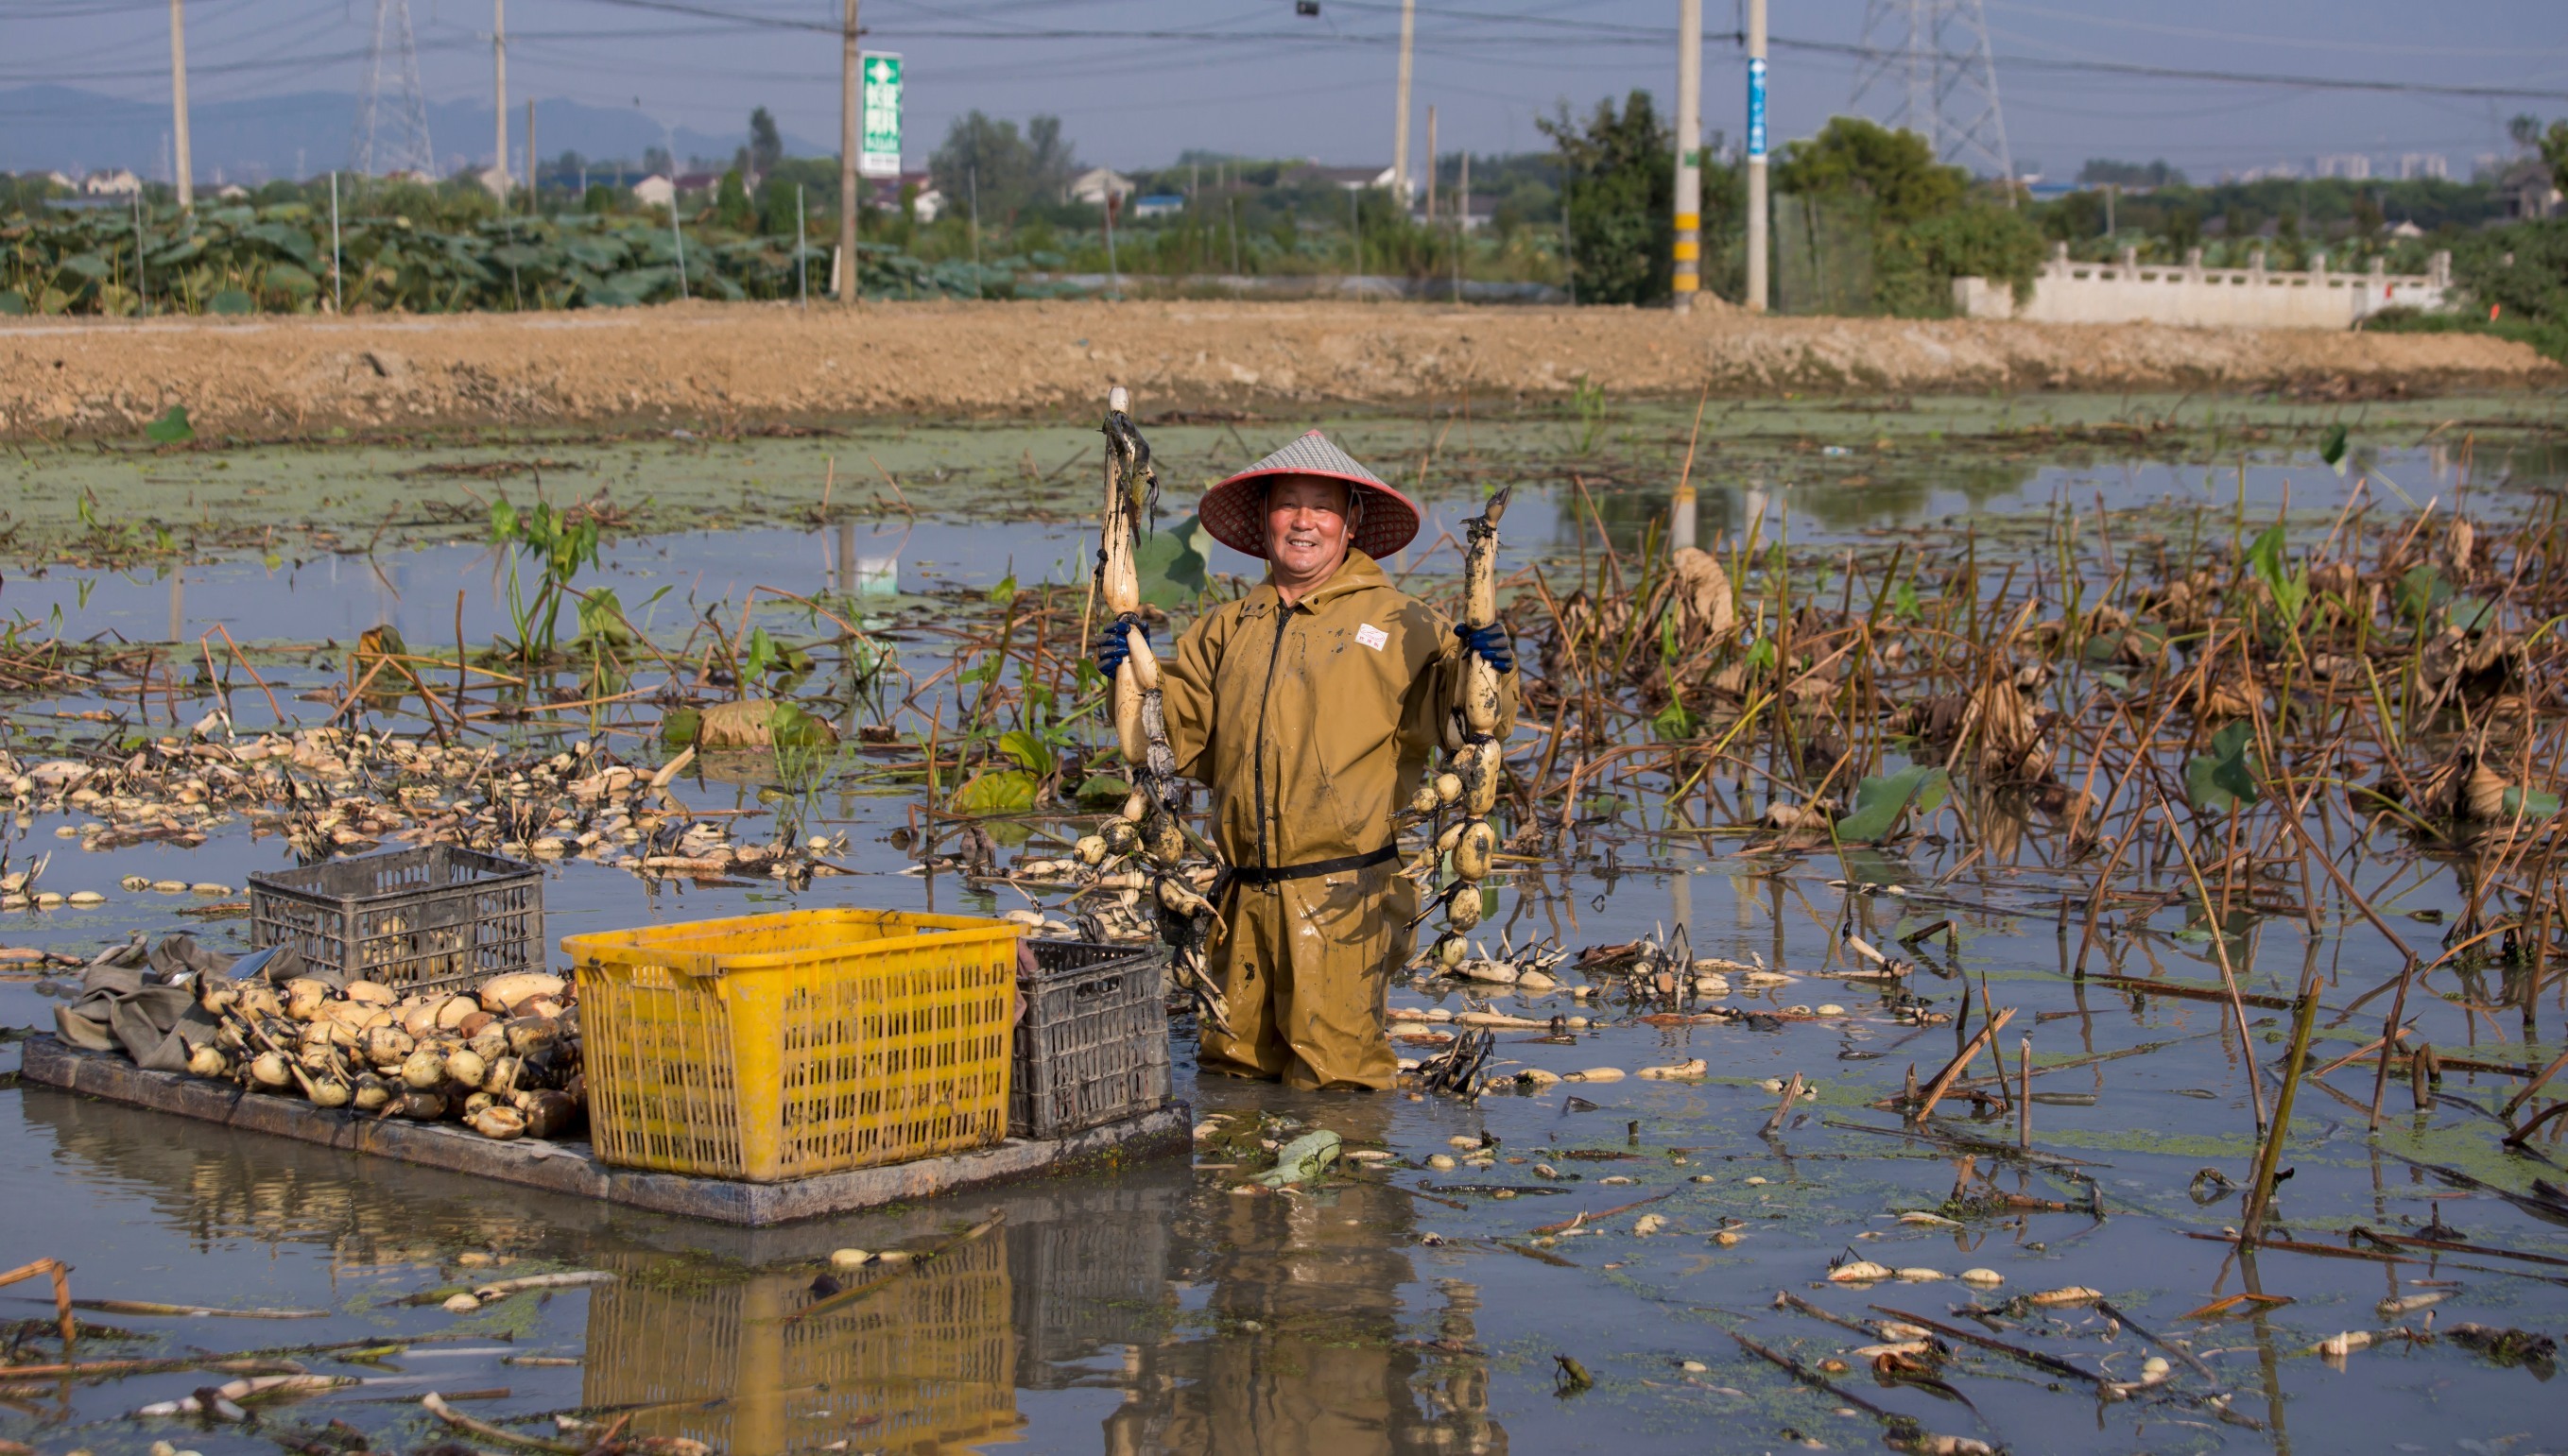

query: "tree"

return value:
[1537, 89, 1672, 306]
[1771, 115, 2037, 317]
[1873, 207, 2044, 314]
[1026, 115, 1075, 202]
[2076, 158, 2185, 188]
[713, 168, 753, 231]
[929, 111, 1077, 221]
[749, 108, 783, 180]
[642, 145, 672, 178]
[1771, 116, 1966, 225]
[2544, 120, 2568, 196]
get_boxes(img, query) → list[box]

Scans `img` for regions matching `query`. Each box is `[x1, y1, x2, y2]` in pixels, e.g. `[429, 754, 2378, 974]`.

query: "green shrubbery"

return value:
[1772, 116, 2042, 317]
[0, 191, 1053, 317]
[2365, 218, 2568, 362]
[1539, 90, 1674, 306]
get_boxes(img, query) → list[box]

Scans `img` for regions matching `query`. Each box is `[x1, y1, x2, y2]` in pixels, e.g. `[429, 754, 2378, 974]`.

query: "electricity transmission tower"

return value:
[1850, 0, 2014, 182]
[353, 0, 436, 177]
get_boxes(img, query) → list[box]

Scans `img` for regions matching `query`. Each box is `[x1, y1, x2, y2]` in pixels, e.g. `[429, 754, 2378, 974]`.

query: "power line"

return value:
[1754, 31, 2568, 103]
[1984, 0, 2568, 61]
[9, 1, 2564, 113]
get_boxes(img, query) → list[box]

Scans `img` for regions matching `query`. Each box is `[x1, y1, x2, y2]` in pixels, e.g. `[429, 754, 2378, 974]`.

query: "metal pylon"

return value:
[352, 0, 436, 178]
[1850, 0, 2013, 182]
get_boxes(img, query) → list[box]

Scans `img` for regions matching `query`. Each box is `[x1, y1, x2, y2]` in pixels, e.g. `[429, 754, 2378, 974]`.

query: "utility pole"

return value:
[1673, 0, 1701, 313]
[1424, 105, 1438, 220]
[491, 0, 508, 199]
[837, 0, 861, 303]
[1745, 0, 1769, 313]
[526, 97, 536, 213]
[329, 172, 342, 312]
[168, 0, 192, 209]
[1391, 0, 1416, 201]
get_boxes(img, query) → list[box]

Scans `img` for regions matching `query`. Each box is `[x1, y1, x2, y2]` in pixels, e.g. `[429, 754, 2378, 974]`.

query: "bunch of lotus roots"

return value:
[189, 968, 582, 1142]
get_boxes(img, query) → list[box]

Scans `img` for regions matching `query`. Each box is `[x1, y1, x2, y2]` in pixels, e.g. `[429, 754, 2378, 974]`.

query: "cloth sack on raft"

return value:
[53, 934, 310, 1072]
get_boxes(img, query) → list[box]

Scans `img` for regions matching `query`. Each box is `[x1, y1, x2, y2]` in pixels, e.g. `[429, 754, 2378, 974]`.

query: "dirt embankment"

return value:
[1, 299, 2554, 439]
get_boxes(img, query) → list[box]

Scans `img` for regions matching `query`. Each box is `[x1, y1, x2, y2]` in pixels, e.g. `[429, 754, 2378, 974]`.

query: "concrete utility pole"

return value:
[1745, 0, 1769, 313]
[837, 0, 861, 303]
[491, 0, 508, 198]
[168, 0, 192, 208]
[1673, 0, 1702, 313]
[1391, 0, 1416, 201]
[1424, 105, 1438, 219]
[526, 97, 536, 213]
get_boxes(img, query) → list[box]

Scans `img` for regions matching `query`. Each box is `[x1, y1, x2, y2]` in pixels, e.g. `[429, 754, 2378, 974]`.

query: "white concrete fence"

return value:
[1955, 242, 2453, 329]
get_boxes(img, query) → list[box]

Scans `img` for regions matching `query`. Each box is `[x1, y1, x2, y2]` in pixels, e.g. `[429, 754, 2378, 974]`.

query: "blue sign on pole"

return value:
[1747, 58, 1767, 160]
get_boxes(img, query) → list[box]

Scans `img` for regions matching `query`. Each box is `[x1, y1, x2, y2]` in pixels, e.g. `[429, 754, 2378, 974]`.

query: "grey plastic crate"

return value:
[250, 846, 543, 998]
[1012, 939, 1169, 1140]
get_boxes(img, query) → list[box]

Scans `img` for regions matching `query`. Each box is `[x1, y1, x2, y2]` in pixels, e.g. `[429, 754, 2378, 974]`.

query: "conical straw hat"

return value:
[1197, 429, 1422, 560]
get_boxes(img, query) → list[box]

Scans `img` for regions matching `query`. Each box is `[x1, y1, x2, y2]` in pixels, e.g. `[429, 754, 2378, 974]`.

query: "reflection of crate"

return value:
[584, 1244, 1019, 1456]
[564, 910, 1017, 1182]
[1009, 1194, 1175, 1389]
[1012, 939, 1169, 1140]
[250, 847, 542, 999]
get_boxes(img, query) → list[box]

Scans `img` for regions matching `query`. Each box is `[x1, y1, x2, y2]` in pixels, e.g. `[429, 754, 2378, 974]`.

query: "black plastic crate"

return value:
[1012, 939, 1169, 1140]
[250, 846, 543, 998]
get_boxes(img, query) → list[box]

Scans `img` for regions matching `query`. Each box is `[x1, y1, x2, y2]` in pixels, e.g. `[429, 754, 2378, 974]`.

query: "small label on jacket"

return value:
[1354, 624, 1388, 651]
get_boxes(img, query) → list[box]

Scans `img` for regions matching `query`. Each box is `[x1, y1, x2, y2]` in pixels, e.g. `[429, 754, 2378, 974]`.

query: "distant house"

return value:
[81, 169, 142, 197]
[2387, 219, 2425, 240]
[1071, 167, 1135, 206]
[1283, 163, 1399, 194]
[1410, 194, 1503, 231]
[43, 170, 78, 191]
[2496, 159, 2561, 220]
[859, 170, 943, 221]
[1132, 194, 1186, 219]
[630, 174, 675, 209]
[215, 183, 250, 200]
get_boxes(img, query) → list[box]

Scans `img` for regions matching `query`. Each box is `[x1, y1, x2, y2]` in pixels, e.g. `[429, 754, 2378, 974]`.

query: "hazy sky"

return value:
[6, 0, 2565, 180]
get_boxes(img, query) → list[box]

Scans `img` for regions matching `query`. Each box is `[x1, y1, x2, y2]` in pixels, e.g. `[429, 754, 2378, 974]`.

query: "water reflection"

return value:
[22, 1080, 1513, 1456]
[585, 1245, 1022, 1455]
[23, 1083, 551, 1265]
[28, 439, 2559, 654]
[1121, 1095, 1505, 1456]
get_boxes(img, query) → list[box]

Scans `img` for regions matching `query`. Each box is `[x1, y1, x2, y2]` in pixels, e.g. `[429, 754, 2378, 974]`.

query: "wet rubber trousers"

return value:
[1198, 858, 1415, 1091]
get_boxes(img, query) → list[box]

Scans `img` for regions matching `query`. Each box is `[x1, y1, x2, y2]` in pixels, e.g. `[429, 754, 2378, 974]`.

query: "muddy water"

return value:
[5, 401, 2567, 1456]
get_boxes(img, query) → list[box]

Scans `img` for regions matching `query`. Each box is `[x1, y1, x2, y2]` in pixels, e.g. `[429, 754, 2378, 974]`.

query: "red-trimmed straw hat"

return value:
[1197, 429, 1422, 560]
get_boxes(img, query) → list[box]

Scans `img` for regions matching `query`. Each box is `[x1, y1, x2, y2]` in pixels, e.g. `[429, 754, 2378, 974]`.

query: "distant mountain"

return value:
[0, 85, 827, 182]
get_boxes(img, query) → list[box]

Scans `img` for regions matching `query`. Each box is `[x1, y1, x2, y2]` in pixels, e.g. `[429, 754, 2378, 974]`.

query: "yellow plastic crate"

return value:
[563, 909, 1020, 1182]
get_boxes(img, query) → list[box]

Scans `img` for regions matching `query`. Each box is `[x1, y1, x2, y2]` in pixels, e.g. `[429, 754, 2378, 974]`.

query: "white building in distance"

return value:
[1071, 167, 1135, 206]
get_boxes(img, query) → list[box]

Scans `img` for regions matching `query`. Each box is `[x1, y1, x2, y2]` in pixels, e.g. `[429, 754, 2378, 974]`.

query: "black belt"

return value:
[1230, 844, 1398, 887]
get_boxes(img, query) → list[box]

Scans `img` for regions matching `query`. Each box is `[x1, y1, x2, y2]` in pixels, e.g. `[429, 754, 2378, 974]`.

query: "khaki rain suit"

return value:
[1161, 550, 1515, 1089]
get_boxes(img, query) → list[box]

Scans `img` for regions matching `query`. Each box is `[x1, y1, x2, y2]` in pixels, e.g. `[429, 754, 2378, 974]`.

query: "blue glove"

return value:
[1094, 620, 1147, 679]
[1456, 622, 1514, 674]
